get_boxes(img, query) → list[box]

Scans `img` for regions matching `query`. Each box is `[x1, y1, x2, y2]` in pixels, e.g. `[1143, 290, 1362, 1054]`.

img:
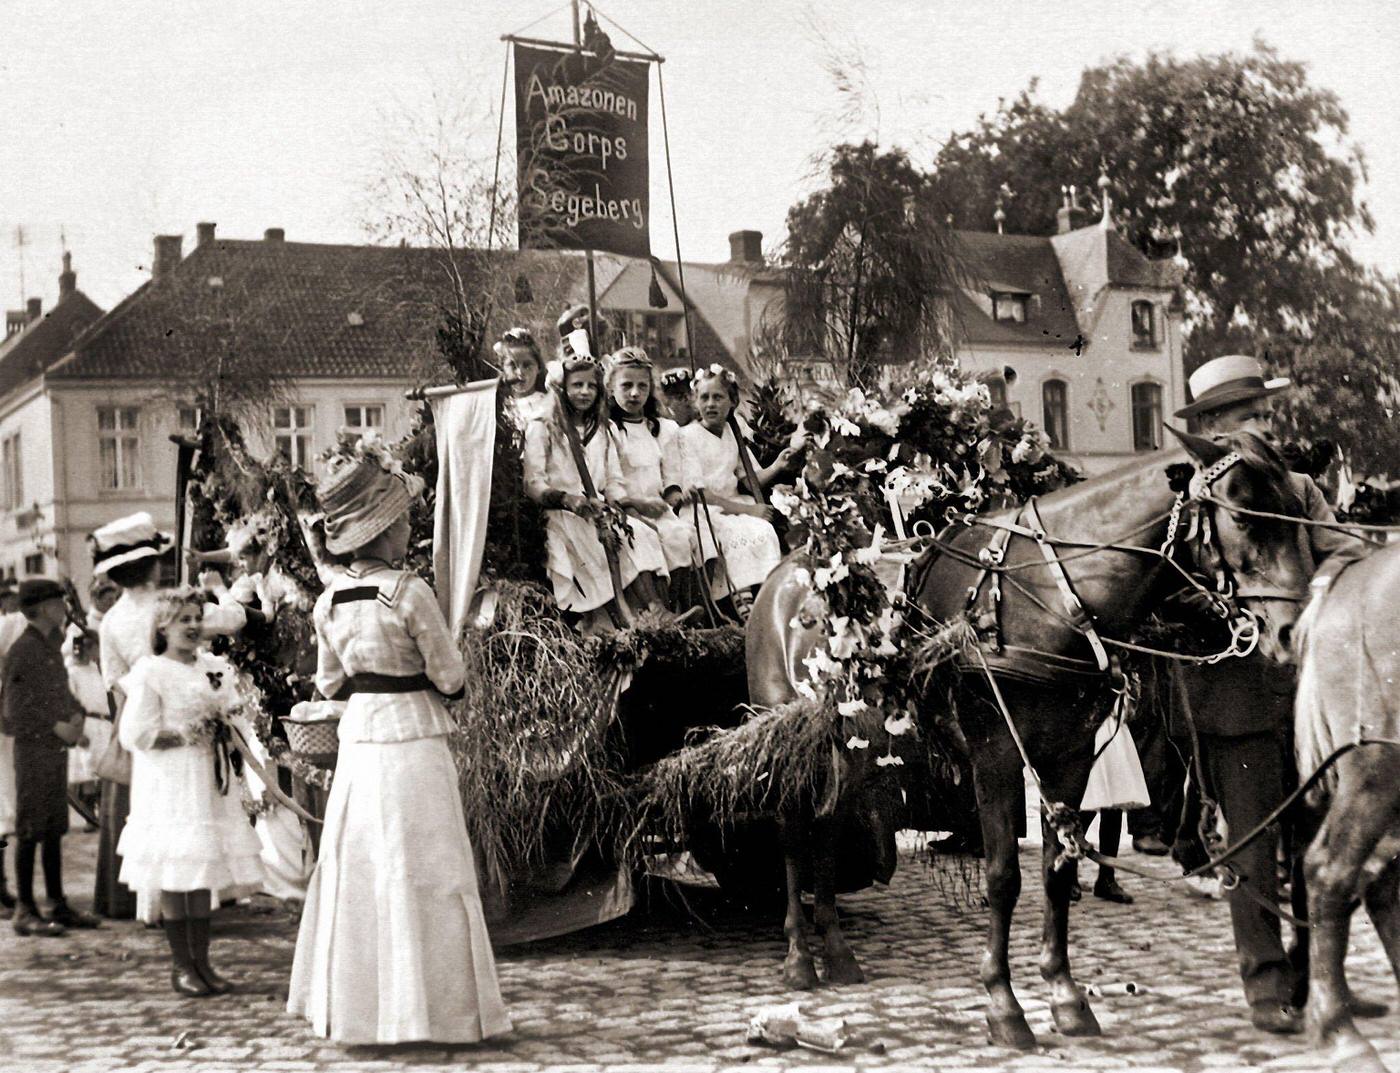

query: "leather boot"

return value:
[163, 919, 212, 997]
[188, 917, 234, 994]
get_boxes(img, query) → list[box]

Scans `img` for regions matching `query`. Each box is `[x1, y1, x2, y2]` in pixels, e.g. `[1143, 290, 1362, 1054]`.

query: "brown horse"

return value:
[1292, 541, 1400, 1072]
[746, 430, 1314, 1047]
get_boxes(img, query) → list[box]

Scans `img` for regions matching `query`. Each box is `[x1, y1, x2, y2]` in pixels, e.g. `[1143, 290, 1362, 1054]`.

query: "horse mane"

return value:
[1213, 430, 1304, 516]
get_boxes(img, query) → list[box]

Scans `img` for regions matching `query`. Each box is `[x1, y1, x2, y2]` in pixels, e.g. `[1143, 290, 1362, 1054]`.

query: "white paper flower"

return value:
[883, 713, 914, 737]
[846, 736, 870, 750]
[838, 699, 868, 717]
[876, 754, 905, 767]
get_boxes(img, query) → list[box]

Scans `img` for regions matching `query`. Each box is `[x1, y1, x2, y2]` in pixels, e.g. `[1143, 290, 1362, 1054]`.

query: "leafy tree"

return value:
[926, 41, 1399, 473]
[780, 141, 969, 389]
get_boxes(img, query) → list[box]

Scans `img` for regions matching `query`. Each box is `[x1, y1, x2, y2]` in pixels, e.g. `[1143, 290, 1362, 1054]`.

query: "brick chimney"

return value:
[5, 311, 25, 338]
[727, 230, 763, 265]
[26, 297, 42, 323]
[152, 234, 184, 280]
[58, 252, 76, 300]
[196, 221, 217, 247]
[264, 227, 285, 243]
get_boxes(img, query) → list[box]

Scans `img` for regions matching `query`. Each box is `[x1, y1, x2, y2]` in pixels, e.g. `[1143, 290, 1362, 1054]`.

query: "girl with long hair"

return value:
[522, 355, 668, 629]
[496, 327, 553, 427]
[606, 348, 702, 607]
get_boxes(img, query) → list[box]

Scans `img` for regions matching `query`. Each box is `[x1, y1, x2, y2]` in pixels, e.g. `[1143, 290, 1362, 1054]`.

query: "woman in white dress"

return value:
[497, 327, 554, 429]
[606, 348, 701, 606]
[287, 452, 511, 1045]
[522, 354, 668, 627]
[1076, 710, 1151, 904]
[678, 365, 796, 610]
[118, 590, 265, 996]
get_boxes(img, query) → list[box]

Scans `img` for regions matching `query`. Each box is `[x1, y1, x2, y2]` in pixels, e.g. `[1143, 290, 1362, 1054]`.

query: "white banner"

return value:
[428, 380, 500, 636]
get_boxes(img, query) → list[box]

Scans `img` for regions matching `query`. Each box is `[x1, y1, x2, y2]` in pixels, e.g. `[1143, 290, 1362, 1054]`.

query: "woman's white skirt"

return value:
[692, 500, 783, 594]
[286, 734, 511, 1045]
[118, 744, 265, 915]
[644, 511, 701, 574]
[1080, 716, 1151, 812]
[543, 509, 667, 613]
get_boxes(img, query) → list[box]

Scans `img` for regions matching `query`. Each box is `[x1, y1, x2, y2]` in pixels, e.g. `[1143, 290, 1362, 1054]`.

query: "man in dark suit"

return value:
[1174, 356, 1370, 1035]
[2, 578, 99, 936]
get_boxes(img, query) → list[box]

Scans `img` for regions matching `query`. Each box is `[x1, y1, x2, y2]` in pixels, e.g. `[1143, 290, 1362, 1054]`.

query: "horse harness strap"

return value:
[1023, 499, 1111, 673]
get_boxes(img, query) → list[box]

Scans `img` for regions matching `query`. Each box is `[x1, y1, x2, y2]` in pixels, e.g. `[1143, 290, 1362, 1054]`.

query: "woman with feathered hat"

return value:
[286, 448, 510, 1045]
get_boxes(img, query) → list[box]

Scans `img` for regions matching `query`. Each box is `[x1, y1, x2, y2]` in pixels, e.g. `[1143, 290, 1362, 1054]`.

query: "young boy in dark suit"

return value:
[2, 578, 100, 936]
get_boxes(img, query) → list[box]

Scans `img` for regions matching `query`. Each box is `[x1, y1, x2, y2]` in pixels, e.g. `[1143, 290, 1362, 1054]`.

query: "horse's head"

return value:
[1170, 427, 1314, 663]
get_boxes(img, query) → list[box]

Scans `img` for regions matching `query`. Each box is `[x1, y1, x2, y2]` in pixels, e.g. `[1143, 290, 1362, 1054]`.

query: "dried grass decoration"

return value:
[444, 580, 634, 894]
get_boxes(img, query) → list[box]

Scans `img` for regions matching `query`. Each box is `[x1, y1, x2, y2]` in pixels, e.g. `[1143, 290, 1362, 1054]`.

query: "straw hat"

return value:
[317, 455, 417, 555]
[1174, 354, 1291, 419]
[91, 512, 173, 576]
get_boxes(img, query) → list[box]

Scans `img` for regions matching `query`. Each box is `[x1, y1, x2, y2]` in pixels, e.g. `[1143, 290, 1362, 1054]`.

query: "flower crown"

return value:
[694, 363, 738, 387]
[659, 368, 692, 389]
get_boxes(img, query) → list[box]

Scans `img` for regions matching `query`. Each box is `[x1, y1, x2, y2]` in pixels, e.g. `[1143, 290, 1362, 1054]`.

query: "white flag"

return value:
[428, 379, 500, 635]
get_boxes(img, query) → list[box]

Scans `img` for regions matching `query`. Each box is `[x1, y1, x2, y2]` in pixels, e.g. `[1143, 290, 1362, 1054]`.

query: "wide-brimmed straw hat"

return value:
[1175, 354, 1291, 419]
[91, 512, 173, 576]
[317, 455, 417, 555]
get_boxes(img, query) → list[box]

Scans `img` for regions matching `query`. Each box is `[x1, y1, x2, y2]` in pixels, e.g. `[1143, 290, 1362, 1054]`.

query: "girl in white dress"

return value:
[118, 590, 265, 996]
[606, 348, 701, 606]
[497, 327, 554, 428]
[678, 366, 796, 610]
[522, 355, 668, 627]
[287, 452, 510, 1045]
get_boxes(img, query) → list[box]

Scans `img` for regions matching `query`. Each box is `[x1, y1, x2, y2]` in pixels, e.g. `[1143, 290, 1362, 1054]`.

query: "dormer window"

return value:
[1131, 300, 1157, 348]
[992, 292, 1028, 323]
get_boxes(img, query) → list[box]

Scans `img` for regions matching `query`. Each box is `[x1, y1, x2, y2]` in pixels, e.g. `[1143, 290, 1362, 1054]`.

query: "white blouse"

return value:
[522, 417, 626, 501]
[613, 418, 685, 502]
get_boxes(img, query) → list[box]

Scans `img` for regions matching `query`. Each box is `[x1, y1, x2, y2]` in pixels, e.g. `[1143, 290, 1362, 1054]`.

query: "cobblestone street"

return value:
[3, 827, 1397, 1073]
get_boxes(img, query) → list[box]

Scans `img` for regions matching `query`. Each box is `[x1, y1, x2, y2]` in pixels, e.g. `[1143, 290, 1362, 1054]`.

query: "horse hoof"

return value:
[825, 953, 865, 986]
[782, 956, 820, 991]
[987, 1014, 1037, 1050]
[1052, 997, 1102, 1037]
[1325, 1034, 1388, 1073]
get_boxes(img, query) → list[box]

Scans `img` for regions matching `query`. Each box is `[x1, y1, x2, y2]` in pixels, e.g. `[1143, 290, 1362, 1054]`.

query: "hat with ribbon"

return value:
[1174, 354, 1291, 420]
[90, 512, 174, 576]
[317, 454, 421, 556]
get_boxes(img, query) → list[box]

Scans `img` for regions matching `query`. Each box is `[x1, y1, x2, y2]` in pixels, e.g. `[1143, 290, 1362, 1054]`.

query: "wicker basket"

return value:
[282, 700, 344, 769]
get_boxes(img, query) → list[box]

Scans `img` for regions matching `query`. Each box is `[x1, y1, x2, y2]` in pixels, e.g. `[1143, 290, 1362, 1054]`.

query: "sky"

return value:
[2, 0, 1398, 314]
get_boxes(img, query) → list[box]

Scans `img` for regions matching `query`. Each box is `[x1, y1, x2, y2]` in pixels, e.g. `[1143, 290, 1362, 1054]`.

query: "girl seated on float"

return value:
[523, 354, 670, 629]
[659, 368, 696, 426]
[496, 327, 553, 427]
[677, 365, 796, 612]
[606, 348, 702, 607]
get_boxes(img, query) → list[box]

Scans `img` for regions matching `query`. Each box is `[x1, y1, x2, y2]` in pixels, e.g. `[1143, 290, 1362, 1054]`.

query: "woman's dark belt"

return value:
[332, 673, 464, 702]
[339, 673, 433, 697]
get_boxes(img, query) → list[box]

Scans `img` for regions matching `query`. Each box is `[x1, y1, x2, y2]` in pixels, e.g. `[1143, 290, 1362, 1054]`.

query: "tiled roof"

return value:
[47, 238, 736, 388]
[1104, 229, 1183, 289]
[952, 230, 1083, 348]
[0, 291, 104, 398]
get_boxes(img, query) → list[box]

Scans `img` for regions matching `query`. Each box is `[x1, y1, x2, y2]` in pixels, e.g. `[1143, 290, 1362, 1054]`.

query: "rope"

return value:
[485, 40, 511, 252]
[656, 62, 696, 375]
[1198, 494, 1400, 536]
[503, 0, 572, 39]
[587, 2, 664, 58]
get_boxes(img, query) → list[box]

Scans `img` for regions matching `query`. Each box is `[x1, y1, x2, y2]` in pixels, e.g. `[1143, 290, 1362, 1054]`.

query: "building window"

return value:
[177, 406, 201, 434]
[1, 434, 21, 511]
[98, 407, 142, 490]
[985, 376, 1009, 413]
[1132, 382, 1164, 451]
[1042, 379, 1069, 451]
[23, 552, 43, 575]
[992, 292, 1028, 323]
[1131, 300, 1157, 348]
[342, 404, 384, 440]
[274, 405, 314, 469]
[611, 311, 681, 363]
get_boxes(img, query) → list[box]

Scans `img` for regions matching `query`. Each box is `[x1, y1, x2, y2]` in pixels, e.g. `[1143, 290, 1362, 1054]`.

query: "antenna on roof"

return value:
[14, 225, 28, 302]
